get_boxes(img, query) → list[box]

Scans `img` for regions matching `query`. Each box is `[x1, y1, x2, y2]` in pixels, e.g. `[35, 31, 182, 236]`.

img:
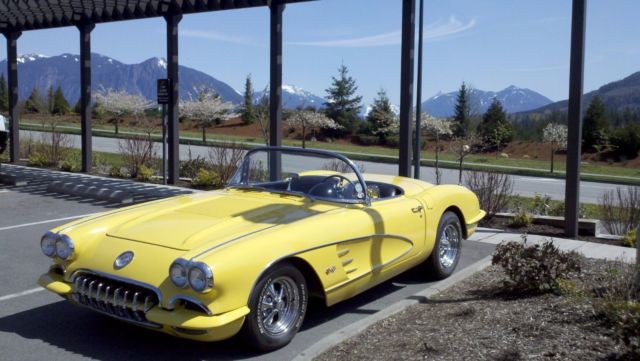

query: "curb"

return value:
[293, 255, 493, 361]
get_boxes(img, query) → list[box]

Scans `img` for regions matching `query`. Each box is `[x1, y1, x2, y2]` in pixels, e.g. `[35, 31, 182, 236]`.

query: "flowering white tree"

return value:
[94, 89, 155, 177]
[542, 123, 568, 173]
[181, 91, 236, 142]
[422, 114, 452, 184]
[94, 89, 153, 134]
[285, 110, 341, 148]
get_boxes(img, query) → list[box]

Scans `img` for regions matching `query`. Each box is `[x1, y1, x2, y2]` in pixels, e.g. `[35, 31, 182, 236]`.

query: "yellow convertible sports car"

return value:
[38, 147, 484, 351]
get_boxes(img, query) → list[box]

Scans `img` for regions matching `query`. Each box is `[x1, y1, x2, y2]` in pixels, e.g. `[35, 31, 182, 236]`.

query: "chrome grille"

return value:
[71, 273, 161, 328]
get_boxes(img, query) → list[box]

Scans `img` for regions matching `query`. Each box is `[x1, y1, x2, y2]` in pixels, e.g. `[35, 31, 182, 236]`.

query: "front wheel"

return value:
[242, 264, 308, 352]
[426, 211, 463, 280]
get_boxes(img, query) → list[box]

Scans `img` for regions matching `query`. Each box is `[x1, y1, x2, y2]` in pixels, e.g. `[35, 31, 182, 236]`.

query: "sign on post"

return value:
[157, 78, 171, 104]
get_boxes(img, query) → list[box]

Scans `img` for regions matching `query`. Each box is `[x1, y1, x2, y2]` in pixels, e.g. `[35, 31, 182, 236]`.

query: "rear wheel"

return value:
[426, 211, 463, 279]
[242, 264, 308, 352]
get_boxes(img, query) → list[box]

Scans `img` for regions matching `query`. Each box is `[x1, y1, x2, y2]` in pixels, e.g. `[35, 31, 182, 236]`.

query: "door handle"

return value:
[411, 205, 423, 213]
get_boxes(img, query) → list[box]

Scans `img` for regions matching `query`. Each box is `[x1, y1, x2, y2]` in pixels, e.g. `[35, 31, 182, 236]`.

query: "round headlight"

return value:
[188, 262, 213, 293]
[41, 232, 57, 257]
[55, 234, 75, 260]
[169, 259, 189, 288]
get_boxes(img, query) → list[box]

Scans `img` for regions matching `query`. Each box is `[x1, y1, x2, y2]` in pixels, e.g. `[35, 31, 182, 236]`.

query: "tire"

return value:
[426, 211, 463, 280]
[242, 263, 308, 352]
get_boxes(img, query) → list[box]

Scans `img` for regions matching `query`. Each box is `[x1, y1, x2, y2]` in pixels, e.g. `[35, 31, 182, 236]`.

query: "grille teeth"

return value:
[72, 273, 161, 328]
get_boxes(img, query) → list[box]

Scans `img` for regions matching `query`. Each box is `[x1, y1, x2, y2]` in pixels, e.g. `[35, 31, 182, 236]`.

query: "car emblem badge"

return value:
[114, 251, 134, 269]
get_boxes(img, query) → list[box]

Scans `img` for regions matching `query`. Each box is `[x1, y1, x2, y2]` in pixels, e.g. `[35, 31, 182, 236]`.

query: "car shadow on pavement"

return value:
[0, 300, 259, 360]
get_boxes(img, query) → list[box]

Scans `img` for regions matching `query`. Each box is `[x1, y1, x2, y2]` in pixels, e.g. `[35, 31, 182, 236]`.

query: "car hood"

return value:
[105, 191, 326, 251]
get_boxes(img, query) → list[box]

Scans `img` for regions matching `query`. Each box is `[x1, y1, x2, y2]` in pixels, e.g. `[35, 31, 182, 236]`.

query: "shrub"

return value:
[464, 170, 513, 219]
[108, 165, 125, 178]
[27, 152, 48, 166]
[509, 210, 532, 228]
[492, 238, 582, 292]
[592, 260, 640, 357]
[531, 193, 551, 216]
[208, 142, 243, 187]
[622, 228, 637, 248]
[137, 165, 155, 182]
[118, 135, 155, 179]
[58, 159, 76, 172]
[549, 202, 565, 217]
[192, 168, 220, 188]
[598, 186, 640, 235]
[180, 156, 209, 179]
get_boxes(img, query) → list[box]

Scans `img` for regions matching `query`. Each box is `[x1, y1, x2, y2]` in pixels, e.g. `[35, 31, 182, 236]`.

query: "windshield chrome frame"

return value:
[228, 146, 371, 206]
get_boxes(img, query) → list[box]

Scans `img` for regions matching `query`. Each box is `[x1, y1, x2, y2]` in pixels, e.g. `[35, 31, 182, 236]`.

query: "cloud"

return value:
[424, 16, 477, 40]
[288, 16, 476, 48]
[181, 29, 251, 45]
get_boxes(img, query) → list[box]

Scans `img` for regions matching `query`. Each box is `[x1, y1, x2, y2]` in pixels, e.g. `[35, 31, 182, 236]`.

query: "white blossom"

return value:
[542, 123, 568, 149]
[421, 113, 453, 137]
[285, 110, 341, 131]
[94, 89, 153, 118]
[180, 92, 237, 126]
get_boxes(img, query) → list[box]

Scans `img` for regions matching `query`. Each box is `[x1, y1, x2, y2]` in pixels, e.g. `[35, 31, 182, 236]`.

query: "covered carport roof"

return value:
[0, 0, 313, 31]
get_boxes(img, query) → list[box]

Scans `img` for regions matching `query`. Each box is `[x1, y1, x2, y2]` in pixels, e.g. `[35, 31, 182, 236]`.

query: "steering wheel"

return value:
[307, 175, 355, 198]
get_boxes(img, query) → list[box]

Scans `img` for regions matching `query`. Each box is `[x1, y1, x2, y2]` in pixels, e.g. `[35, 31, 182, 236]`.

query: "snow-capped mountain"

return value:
[422, 86, 552, 117]
[362, 103, 400, 118]
[0, 53, 242, 104]
[254, 84, 325, 109]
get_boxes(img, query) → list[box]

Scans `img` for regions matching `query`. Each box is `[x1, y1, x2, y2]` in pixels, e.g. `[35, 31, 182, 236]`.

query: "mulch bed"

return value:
[316, 260, 633, 361]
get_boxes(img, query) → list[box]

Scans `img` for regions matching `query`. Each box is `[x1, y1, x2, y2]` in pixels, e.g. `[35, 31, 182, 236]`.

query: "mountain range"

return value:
[0, 53, 243, 105]
[421, 86, 553, 117]
[3, 52, 636, 119]
[254, 84, 326, 110]
[523, 71, 640, 115]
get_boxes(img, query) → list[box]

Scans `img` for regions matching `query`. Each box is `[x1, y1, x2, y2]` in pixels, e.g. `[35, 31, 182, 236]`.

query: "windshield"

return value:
[229, 147, 368, 204]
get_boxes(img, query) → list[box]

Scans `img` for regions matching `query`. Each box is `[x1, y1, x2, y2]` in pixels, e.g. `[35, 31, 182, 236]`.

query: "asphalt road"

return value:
[21, 129, 627, 204]
[0, 179, 495, 361]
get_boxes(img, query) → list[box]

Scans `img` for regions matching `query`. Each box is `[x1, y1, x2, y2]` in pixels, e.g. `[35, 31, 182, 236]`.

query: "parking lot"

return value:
[0, 176, 496, 361]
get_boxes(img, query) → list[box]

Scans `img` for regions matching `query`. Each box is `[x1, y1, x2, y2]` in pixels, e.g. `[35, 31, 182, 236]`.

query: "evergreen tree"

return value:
[0, 74, 8, 112]
[582, 95, 609, 152]
[453, 82, 471, 137]
[477, 98, 512, 151]
[241, 74, 256, 125]
[74, 98, 82, 114]
[324, 63, 363, 135]
[25, 87, 46, 113]
[366, 89, 397, 143]
[52, 86, 70, 115]
[46, 86, 55, 114]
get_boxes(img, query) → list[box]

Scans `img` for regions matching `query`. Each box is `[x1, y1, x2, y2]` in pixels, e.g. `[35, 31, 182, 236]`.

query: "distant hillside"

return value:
[525, 71, 640, 114]
[422, 86, 552, 117]
[0, 53, 243, 105]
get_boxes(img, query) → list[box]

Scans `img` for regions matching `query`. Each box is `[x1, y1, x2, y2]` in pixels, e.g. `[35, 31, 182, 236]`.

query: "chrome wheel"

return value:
[258, 276, 300, 336]
[439, 223, 461, 269]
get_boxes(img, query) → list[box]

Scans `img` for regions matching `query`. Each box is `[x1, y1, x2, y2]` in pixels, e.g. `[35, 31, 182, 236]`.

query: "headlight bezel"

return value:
[169, 258, 189, 288]
[187, 262, 214, 293]
[40, 232, 57, 257]
[41, 232, 75, 261]
[54, 234, 75, 261]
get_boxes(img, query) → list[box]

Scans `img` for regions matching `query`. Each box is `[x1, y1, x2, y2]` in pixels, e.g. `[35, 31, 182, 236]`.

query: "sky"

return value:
[1, 0, 639, 106]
